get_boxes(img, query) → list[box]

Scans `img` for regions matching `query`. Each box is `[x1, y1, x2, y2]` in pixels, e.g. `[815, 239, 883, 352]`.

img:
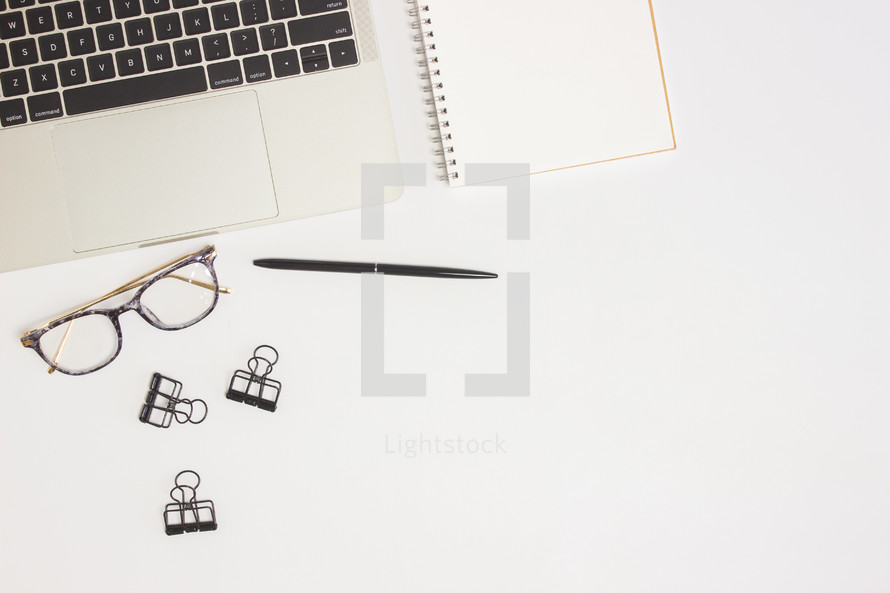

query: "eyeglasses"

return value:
[20, 245, 230, 376]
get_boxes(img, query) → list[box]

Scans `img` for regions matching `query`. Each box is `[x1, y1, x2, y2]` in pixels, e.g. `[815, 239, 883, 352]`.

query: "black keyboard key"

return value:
[9, 0, 36, 8]
[172, 37, 199, 65]
[0, 98, 27, 126]
[201, 32, 228, 60]
[115, 47, 143, 74]
[0, 11, 27, 39]
[38, 33, 66, 59]
[0, 0, 5, 9]
[299, 43, 326, 72]
[230, 27, 256, 55]
[154, 12, 182, 40]
[238, 0, 266, 25]
[206, 58, 240, 89]
[329, 38, 356, 67]
[142, 0, 168, 14]
[298, 0, 345, 15]
[0, 43, 9, 69]
[29, 63, 57, 92]
[25, 6, 54, 34]
[172, 0, 198, 7]
[288, 10, 350, 46]
[10, 37, 36, 66]
[29, 63, 56, 89]
[258, 23, 285, 51]
[1, 67, 28, 95]
[27, 91, 62, 121]
[63, 65, 207, 115]
[243, 53, 269, 83]
[182, 7, 209, 35]
[267, 0, 294, 20]
[58, 58, 86, 85]
[112, 0, 140, 19]
[54, 1, 83, 28]
[67, 28, 96, 55]
[125, 17, 152, 45]
[86, 52, 114, 80]
[270, 48, 297, 77]
[144, 42, 172, 70]
[210, 2, 237, 30]
[84, 0, 113, 24]
[96, 22, 124, 50]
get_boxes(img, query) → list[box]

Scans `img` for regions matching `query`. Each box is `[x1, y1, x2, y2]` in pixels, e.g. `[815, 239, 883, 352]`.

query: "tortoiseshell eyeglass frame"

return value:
[20, 245, 231, 376]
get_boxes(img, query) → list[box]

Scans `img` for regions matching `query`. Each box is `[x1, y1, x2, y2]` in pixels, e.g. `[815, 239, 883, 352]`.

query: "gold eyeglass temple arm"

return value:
[47, 322, 75, 375]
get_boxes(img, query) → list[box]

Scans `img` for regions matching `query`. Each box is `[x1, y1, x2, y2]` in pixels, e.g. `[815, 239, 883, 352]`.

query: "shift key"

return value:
[288, 11, 352, 46]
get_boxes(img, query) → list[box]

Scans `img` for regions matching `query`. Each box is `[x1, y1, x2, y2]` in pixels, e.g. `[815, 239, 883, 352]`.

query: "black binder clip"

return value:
[226, 345, 282, 412]
[163, 470, 218, 536]
[139, 373, 208, 428]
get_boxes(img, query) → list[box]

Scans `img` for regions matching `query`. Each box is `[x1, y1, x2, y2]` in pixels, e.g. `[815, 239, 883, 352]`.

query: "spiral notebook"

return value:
[411, 0, 676, 186]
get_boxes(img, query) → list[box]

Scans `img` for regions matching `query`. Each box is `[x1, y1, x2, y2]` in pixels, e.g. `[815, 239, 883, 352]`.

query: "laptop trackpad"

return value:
[52, 91, 278, 253]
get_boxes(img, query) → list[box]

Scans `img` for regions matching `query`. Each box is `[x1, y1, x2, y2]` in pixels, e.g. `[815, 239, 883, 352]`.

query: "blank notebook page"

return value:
[418, 0, 676, 185]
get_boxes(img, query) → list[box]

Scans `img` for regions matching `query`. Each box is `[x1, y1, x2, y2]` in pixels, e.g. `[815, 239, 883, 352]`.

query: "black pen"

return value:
[253, 259, 497, 279]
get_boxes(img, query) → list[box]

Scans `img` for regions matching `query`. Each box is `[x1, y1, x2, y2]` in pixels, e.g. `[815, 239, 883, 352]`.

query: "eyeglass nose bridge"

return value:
[102, 299, 149, 334]
[111, 299, 147, 325]
[121, 299, 143, 313]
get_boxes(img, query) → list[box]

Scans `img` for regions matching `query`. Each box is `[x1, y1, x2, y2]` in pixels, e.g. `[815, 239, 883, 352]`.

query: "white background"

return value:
[2, 1, 890, 591]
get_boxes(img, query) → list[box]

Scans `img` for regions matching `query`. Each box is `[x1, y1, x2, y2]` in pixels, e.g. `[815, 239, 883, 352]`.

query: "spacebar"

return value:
[63, 67, 209, 116]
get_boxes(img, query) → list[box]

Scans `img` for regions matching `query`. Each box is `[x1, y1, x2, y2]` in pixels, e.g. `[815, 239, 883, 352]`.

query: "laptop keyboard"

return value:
[0, 0, 357, 128]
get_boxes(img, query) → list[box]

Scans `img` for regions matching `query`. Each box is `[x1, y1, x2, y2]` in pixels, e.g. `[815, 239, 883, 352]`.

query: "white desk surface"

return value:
[2, 1, 889, 591]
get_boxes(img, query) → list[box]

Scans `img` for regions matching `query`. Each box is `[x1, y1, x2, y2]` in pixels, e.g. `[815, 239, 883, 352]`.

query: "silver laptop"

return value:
[0, 0, 400, 272]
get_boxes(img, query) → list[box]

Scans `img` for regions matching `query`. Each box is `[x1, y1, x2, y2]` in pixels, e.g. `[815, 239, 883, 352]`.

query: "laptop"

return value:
[0, 0, 401, 273]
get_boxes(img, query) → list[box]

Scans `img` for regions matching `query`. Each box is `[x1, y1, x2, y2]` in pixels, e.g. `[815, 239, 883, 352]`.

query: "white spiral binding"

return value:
[409, 1, 458, 182]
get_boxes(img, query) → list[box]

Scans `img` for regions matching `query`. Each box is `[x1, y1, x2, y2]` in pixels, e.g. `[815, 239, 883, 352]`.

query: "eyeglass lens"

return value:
[140, 262, 218, 329]
[38, 312, 120, 374]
